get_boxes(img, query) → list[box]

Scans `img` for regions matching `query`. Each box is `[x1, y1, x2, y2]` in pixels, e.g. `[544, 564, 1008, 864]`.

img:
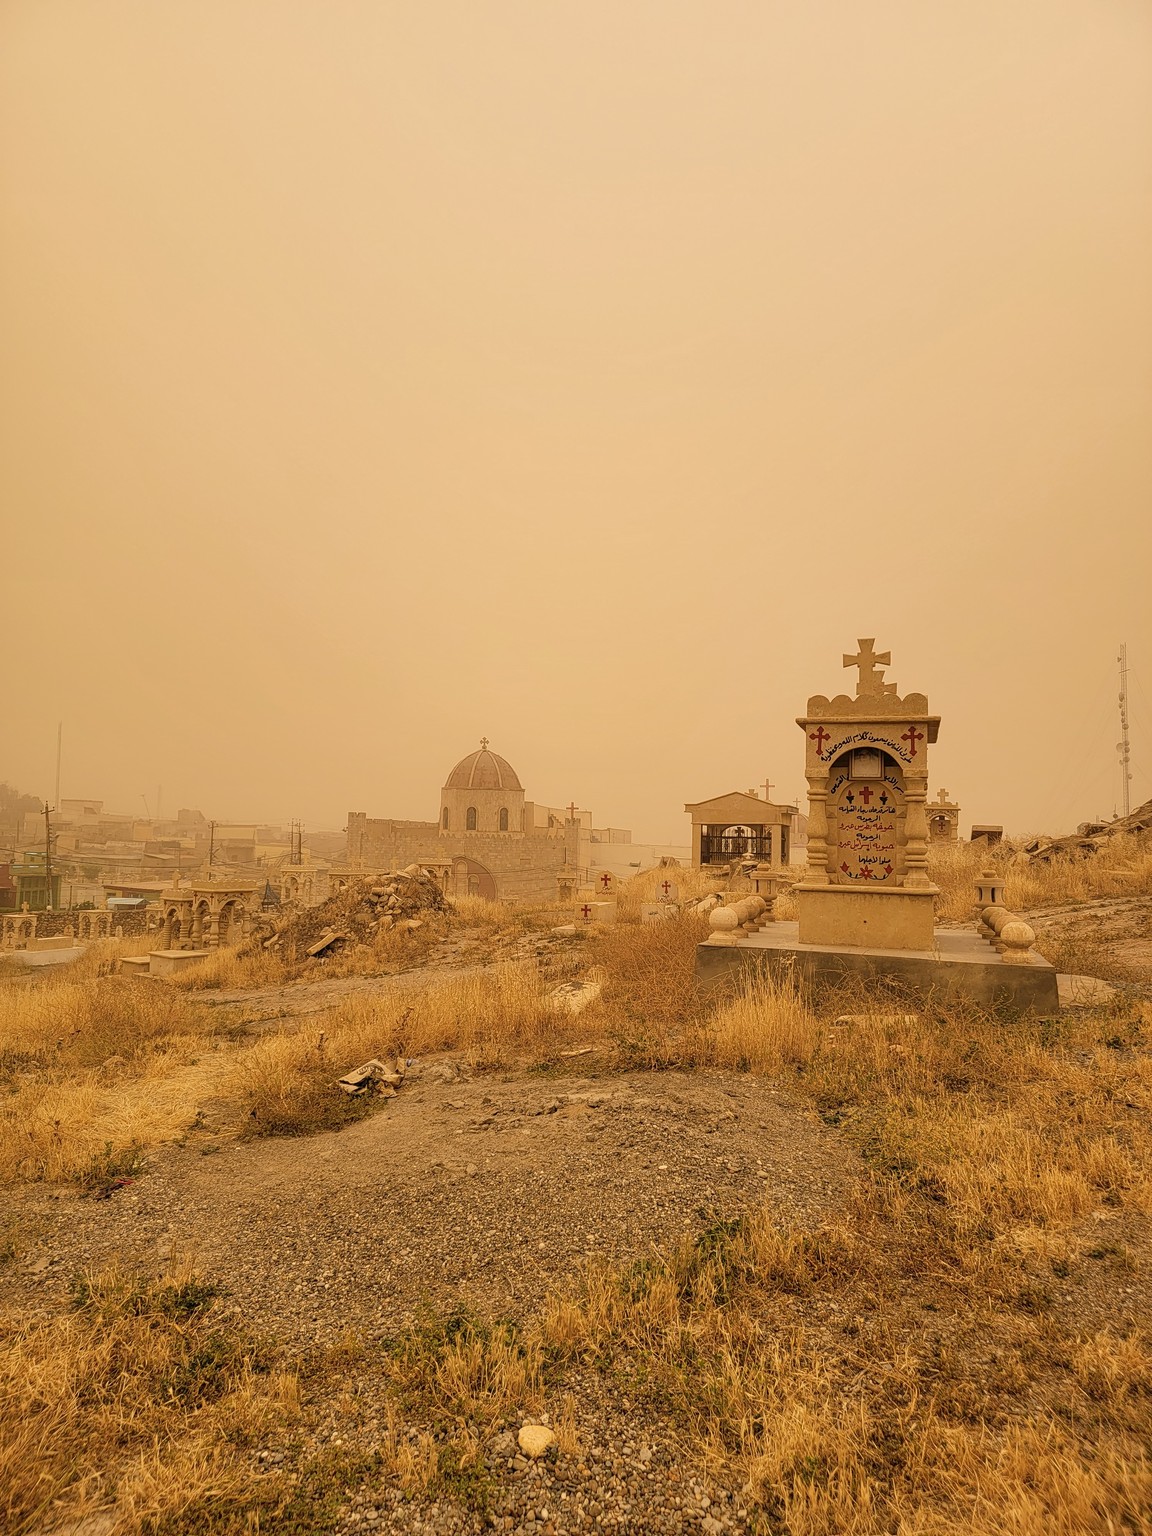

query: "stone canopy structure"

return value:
[345, 741, 595, 902]
[684, 791, 794, 868]
[796, 639, 940, 950]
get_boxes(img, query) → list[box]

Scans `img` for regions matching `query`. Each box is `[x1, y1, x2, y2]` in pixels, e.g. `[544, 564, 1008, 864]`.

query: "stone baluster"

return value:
[802, 777, 829, 885]
[902, 771, 931, 889]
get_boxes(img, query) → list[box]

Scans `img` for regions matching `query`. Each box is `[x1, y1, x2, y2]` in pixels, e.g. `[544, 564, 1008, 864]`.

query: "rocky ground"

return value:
[8, 1063, 853, 1343]
[5, 1042, 857, 1534]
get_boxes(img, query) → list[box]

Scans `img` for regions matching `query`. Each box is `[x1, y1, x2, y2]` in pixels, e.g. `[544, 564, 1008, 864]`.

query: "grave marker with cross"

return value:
[796, 639, 939, 939]
[843, 639, 898, 698]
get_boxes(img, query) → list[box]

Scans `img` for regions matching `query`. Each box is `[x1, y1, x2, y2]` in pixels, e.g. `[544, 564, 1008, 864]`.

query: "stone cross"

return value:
[762, 779, 774, 801]
[843, 639, 897, 698]
[936, 788, 950, 804]
[480, 737, 489, 751]
[567, 802, 578, 821]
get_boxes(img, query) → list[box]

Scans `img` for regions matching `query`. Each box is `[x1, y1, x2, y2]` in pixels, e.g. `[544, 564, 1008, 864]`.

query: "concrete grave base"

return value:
[796, 885, 937, 951]
[146, 948, 214, 977]
[696, 922, 1060, 1012]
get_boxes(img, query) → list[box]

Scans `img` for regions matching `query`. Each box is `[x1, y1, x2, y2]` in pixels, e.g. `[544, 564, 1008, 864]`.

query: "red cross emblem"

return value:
[901, 726, 924, 757]
[581, 904, 592, 919]
[600, 872, 612, 889]
[857, 786, 874, 805]
[809, 726, 831, 755]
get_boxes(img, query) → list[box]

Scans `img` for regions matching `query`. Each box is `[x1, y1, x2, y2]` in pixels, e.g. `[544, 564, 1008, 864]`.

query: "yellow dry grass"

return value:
[1, 858, 1149, 1531]
[928, 833, 1152, 921]
[0, 972, 227, 1184]
[229, 961, 585, 1135]
[0, 1260, 297, 1536]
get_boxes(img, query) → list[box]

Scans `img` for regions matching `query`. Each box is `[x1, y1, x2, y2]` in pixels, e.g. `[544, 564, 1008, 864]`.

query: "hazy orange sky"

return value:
[3, 1, 1150, 840]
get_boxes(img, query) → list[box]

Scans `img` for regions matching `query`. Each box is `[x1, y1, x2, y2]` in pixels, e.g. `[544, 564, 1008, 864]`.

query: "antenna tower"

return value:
[1118, 643, 1133, 820]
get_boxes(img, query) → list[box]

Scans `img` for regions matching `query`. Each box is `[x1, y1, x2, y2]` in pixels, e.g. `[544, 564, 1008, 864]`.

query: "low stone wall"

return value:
[26, 908, 160, 939]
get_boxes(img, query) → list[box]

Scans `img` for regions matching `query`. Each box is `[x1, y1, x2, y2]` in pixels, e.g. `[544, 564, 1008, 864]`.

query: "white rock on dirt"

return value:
[517, 1423, 557, 1458]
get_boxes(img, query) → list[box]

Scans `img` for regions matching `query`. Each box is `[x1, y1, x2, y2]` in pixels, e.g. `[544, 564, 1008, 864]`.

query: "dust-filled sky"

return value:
[2, 1, 1150, 841]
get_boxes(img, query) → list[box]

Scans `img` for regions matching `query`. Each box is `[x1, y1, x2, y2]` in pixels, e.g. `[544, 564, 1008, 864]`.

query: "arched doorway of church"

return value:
[452, 858, 497, 901]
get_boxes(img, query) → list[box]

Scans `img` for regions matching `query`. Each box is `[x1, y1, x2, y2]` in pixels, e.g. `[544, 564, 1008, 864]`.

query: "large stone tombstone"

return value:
[796, 640, 940, 950]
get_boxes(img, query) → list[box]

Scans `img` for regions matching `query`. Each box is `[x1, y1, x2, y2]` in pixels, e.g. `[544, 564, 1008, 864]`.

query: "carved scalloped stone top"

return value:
[801, 640, 932, 720]
[803, 690, 932, 720]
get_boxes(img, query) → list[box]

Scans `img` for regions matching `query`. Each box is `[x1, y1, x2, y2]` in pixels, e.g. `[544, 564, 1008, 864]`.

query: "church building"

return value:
[345, 741, 597, 902]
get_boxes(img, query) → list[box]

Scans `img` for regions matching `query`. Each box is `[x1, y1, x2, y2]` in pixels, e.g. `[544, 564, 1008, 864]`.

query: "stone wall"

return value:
[346, 814, 583, 903]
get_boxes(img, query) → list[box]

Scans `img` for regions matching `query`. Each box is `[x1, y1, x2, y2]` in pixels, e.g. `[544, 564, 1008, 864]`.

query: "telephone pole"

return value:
[43, 801, 54, 911]
[1118, 643, 1133, 819]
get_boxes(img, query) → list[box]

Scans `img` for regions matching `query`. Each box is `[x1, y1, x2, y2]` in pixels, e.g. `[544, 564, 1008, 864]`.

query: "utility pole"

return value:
[1118, 643, 1133, 820]
[54, 722, 62, 811]
[43, 801, 54, 911]
[208, 820, 216, 870]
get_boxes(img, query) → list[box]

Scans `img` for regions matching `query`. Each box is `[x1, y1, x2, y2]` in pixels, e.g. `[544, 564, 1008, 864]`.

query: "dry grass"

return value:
[928, 834, 1152, 921]
[613, 864, 723, 920]
[0, 973, 230, 1184]
[0, 1260, 297, 1536]
[166, 943, 292, 991]
[3, 860, 1150, 1530]
[229, 961, 584, 1135]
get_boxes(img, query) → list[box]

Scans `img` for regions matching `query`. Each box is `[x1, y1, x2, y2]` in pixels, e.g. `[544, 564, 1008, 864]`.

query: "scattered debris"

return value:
[546, 966, 605, 1016]
[336, 1057, 407, 1097]
[1024, 798, 1152, 864]
[832, 1013, 921, 1029]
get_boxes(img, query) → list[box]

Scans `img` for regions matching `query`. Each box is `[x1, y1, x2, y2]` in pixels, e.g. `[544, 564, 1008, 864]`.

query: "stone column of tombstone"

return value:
[795, 639, 941, 951]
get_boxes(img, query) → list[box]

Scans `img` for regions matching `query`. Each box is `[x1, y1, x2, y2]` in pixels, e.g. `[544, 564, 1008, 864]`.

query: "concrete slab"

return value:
[1057, 973, 1119, 1007]
[119, 955, 153, 977]
[148, 948, 213, 977]
[7, 946, 85, 968]
[697, 922, 1060, 1011]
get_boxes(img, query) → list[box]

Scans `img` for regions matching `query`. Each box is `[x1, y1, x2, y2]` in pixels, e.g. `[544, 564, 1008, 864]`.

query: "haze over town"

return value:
[3, 0, 1150, 837]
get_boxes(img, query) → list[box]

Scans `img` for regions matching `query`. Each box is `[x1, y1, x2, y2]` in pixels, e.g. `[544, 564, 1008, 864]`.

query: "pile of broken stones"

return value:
[252, 868, 451, 960]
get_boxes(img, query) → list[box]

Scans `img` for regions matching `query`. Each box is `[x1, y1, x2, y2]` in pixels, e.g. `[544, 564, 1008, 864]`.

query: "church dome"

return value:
[444, 741, 523, 792]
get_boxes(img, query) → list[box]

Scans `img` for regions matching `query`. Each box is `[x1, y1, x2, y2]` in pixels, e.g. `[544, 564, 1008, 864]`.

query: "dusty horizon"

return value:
[3, 1, 1150, 843]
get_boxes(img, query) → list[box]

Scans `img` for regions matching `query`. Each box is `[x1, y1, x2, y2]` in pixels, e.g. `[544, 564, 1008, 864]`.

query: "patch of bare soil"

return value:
[3, 1059, 856, 1535]
[6, 1065, 853, 1343]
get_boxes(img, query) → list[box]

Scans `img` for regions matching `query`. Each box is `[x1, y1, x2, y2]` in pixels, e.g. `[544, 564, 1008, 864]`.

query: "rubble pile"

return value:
[1024, 798, 1152, 864]
[254, 866, 451, 958]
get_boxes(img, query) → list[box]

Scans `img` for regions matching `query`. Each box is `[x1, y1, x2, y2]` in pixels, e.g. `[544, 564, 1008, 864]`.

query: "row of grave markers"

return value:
[573, 869, 681, 926]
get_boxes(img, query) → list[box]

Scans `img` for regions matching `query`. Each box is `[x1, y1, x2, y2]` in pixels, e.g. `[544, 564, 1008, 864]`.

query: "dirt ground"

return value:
[5, 1061, 855, 1345]
[5, 894, 1150, 1536]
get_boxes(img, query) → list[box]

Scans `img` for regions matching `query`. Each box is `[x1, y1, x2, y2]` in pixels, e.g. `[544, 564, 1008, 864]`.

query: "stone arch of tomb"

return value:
[452, 857, 497, 901]
[218, 899, 247, 946]
[825, 746, 906, 886]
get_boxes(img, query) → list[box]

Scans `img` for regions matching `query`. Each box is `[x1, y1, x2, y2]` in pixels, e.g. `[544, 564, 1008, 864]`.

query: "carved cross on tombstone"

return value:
[843, 638, 897, 698]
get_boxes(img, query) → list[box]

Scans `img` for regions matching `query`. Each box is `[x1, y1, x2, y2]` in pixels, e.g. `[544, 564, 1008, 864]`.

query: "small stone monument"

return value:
[928, 788, 961, 842]
[796, 639, 939, 950]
